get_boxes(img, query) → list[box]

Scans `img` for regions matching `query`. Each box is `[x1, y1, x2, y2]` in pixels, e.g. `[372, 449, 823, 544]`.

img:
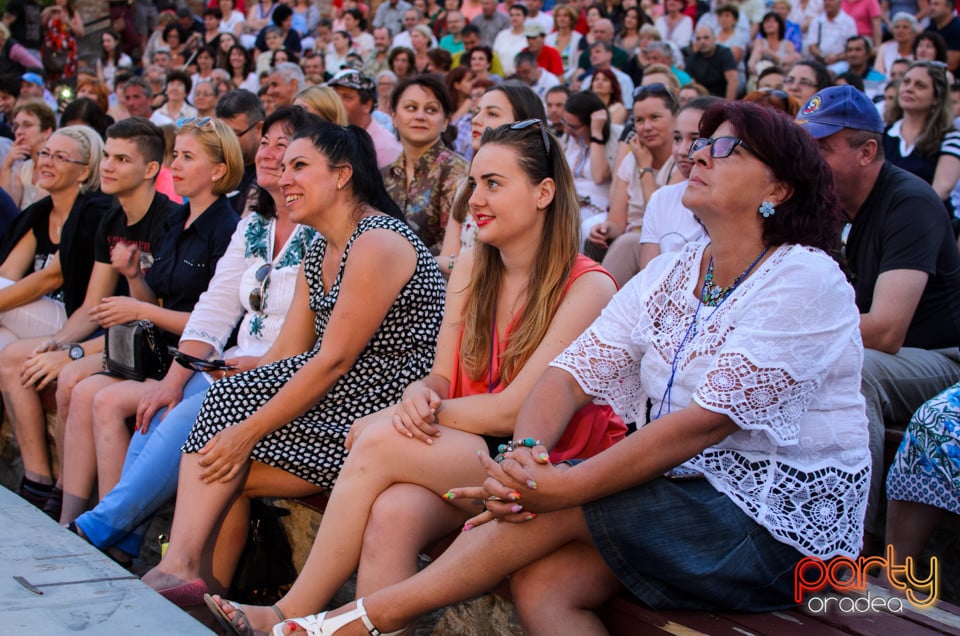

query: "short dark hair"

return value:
[792, 59, 831, 91]
[835, 71, 865, 92]
[461, 24, 481, 38]
[913, 31, 948, 63]
[61, 98, 114, 140]
[106, 116, 166, 169]
[846, 34, 871, 54]
[390, 73, 454, 117]
[166, 69, 193, 95]
[566, 91, 609, 141]
[215, 88, 266, 122]
[760, 11, 785, 40]
[0, 74, 20, 99]
[699, 101, 842, 252]
[510, 3, 529, 16]
[272, 4, 293, 24]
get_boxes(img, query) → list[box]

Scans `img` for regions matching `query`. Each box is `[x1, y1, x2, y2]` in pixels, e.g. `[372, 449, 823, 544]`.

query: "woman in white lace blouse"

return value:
[268, 101, 872, 636]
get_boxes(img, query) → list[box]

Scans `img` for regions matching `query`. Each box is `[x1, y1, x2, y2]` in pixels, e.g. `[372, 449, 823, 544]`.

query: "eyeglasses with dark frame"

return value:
[784, 76, 817, 88]
[248, 263, 271, 313]
[233, 118, 262, 138]
[510, 118, 552, 159]
[632, 82, 679, 105]
[37, 149, 87, 166]
[687, 136, 757, 159]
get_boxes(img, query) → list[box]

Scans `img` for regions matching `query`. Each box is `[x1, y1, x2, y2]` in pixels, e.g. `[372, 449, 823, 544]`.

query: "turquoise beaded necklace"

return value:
[701, 246, 771, 307]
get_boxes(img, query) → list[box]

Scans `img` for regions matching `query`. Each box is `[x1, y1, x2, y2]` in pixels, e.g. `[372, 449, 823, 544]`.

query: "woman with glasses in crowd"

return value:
[193, 79, 221, 120]
[57, 116, 242, 532]
[382, 75, 468, 256]
[207, 117, 625, 636]
[883, 60, 960, 207]
[266, 100, 870, 636]
[0, 100, 56, 210]
[783, 59, 830, 105]
[438, 84, 545, 276]
[141, 119, 446, 607]
[63, 108, 316, 564]
[0, 125, 112, 508]
[0, 126, 105, 353]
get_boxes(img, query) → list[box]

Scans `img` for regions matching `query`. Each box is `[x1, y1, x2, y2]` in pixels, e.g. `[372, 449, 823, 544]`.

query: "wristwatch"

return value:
[68, 344, 84, 360]
[639, 167, 655, 177]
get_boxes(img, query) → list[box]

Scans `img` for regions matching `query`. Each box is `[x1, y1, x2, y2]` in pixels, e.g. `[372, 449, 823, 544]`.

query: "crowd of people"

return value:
[0, 0, 958, 634]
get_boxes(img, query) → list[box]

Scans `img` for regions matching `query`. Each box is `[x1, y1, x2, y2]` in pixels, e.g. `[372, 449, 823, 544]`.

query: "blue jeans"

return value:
[583, 477, 803, 612]
[74, 373, 211, 557]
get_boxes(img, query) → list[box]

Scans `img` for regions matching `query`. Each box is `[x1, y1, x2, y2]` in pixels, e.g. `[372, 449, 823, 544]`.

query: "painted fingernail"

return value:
[285, 621, 299, 632]
[426, 438, 433, 445]
[527, 479, 538, 490]
[443, 491, 455, 500]
[525, 513, 537, 521]
[462, 523, 474, 532]
[510, 504, 523, 513]
[508, 491, 521, 501]
[538, 452, 549, 461]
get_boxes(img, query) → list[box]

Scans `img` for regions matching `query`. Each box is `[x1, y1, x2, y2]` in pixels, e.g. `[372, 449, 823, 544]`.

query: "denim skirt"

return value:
[582, 477, 803, 612]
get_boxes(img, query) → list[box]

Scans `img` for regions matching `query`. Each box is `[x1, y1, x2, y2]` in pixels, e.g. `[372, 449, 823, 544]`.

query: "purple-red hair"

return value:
[699, 101, 842, 252]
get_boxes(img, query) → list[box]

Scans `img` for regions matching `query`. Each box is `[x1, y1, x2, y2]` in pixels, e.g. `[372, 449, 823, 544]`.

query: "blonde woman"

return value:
[58, 117, 243, 533]
[293, 86, 349, 125]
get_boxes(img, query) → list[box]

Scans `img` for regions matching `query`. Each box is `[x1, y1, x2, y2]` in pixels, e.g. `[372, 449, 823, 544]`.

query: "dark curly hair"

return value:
[698, 101, 842, 252]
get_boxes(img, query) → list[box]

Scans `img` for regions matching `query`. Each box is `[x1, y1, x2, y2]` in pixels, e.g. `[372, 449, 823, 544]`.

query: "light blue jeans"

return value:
[74, 373, 211, 557]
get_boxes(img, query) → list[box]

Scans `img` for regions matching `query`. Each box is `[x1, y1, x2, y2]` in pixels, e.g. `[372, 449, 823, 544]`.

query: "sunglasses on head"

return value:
[633, 82, 679, 105]
[510, 118, 552, 159]
[176, 115, 214, 130]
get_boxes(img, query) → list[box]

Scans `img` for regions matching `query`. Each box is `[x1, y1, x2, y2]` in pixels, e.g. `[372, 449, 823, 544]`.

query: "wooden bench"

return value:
[281, 491, 960, 636]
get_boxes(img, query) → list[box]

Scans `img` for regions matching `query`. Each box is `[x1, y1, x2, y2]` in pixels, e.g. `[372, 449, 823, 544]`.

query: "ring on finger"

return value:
[487, 495, 501, 502]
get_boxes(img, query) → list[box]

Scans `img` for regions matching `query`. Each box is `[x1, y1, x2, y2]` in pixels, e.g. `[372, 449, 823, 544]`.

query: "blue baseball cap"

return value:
[795, 85, 883, 139]
[21, 72, 44, 87]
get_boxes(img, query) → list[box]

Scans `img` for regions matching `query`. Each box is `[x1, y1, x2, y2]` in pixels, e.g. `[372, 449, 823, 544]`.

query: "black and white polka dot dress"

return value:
[182, 215, 446, 488]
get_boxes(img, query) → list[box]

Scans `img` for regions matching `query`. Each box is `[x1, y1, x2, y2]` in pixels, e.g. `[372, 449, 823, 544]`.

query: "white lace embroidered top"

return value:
[552, 242, 871, 559]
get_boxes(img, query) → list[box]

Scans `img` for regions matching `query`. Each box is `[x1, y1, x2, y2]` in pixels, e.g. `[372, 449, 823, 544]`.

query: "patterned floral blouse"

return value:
[382, 140, 469, 255]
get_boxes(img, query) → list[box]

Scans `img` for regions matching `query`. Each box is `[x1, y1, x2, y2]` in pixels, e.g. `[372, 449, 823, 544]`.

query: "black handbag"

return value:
[104, 320, 172, 381]
[229, 499, 298, 604]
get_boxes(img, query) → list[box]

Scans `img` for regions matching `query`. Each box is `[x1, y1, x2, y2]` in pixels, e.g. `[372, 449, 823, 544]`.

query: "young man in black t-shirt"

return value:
[0, 118, 177, 515]
[798, 86, 960, 537]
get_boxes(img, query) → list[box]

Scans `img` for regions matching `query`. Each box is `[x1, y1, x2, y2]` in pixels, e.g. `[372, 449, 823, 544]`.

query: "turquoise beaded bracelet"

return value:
[494, 437, 542, 463]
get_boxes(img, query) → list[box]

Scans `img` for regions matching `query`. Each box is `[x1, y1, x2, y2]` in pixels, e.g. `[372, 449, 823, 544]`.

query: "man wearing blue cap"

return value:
[797, 85, 960, 540]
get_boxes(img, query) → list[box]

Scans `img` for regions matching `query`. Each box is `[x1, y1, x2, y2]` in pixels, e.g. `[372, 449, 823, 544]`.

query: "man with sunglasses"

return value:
[798, 85, 960, 542]
[215, 89, 265, 215]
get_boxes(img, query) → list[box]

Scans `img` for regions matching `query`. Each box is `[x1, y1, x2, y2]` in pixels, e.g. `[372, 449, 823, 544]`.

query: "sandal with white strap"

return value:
[271, 598, 403, 636]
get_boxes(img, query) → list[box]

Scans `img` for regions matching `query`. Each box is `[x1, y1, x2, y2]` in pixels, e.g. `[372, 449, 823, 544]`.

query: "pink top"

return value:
[842, 0, 881, 38]
[451, 255, 627, 462]
[155, 167, 184, 205]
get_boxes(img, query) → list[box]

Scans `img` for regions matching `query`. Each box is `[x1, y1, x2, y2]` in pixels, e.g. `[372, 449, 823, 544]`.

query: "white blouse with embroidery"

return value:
[181, 212, 317, 358]
[552, 242, 870, 559]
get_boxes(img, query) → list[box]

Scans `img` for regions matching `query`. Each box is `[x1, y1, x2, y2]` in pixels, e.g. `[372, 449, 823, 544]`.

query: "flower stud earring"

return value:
[759, 200, 775, 218]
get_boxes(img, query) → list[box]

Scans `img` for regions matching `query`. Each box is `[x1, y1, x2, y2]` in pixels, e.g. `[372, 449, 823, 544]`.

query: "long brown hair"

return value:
[461, 122, 580, 383]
